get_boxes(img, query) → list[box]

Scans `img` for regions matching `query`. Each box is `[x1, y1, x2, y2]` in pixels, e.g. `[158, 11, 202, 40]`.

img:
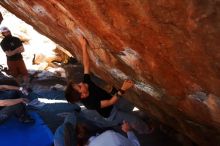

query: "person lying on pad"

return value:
[55, 110, 114, 146]
[65, 36, 152, 134]
[0, 84, 34, 124]
[65, 120, 140, 146]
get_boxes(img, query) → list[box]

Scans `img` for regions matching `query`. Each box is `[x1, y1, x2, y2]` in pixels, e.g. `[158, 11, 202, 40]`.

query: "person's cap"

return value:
[0, 26, 10, 33]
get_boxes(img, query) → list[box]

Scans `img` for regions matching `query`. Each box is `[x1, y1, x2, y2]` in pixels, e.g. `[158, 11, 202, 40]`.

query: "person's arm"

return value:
[78, 36, 90, 74]
[100, 94, 118, 108]
[14, 46, 24, 53]
[0, 85, 29, 95]
[0, 98, 28, 106]
[100, 80, 134, 108]
[0, 85, 19, 90]
[5, 46, 24, 56]
[122, 121, 140, 146]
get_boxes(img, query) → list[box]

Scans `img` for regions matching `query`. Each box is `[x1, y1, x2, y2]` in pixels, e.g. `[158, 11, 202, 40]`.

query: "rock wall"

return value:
[0, 0, 220, 145]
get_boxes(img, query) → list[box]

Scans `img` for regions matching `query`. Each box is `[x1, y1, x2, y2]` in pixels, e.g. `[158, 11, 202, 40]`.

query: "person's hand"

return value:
[121, 80, 134, 91]
[16, 47, 24, 53]
[19, 87, 29, 96]
[5, 50, 13, 56]
[15, 98, 29, 104]
[121, 121, 132, 133]
[8, 50, 13, 56]
[78, 35, 87, 48]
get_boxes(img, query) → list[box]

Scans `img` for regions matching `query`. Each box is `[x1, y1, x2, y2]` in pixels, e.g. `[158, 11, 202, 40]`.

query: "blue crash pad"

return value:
[0, 112, 53, 146]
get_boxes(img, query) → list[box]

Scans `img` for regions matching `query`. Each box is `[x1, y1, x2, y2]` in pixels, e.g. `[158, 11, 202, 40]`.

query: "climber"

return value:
[65, 35, 152, 134]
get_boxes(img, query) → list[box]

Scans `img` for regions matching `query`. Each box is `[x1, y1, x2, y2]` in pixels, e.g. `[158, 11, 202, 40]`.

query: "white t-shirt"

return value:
[88, 130, 140, 146]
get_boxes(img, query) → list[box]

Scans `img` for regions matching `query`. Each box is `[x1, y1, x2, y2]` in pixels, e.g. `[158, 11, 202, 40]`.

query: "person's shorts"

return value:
[7, 59, 28, 77]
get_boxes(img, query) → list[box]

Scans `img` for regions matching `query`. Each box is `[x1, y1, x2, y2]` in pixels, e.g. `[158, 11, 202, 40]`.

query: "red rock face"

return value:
[1, 0, 220, 145]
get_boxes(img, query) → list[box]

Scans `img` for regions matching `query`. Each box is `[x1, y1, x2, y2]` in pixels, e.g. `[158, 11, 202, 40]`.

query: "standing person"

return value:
[65, 36, 152, 134]
[0, 26, 29, 86]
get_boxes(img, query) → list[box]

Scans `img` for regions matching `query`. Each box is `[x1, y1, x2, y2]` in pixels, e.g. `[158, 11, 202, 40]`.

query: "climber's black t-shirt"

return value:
[0, 36, 23, 61]
[81, 74, 113, 118]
